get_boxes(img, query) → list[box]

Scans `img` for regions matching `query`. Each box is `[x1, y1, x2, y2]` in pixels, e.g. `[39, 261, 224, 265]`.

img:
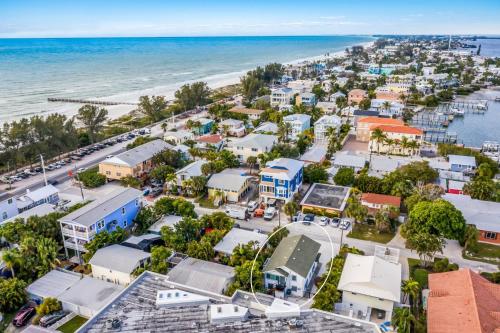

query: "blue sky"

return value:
[1, 0, 499, 38]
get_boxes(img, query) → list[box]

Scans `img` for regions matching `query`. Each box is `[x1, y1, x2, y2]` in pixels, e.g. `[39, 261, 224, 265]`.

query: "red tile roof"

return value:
[357, 117, 405, 126]
[361, 193, 401, 207]
[371, 124, 423, 135]
[196, 134, 224, 144]
[428, 269, 500, 333]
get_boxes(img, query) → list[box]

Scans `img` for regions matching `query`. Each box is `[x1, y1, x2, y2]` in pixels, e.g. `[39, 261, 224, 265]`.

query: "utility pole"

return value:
[40, 154, 48, 186]
[74, 165, 85, 201]
[7, 161, 11, 190]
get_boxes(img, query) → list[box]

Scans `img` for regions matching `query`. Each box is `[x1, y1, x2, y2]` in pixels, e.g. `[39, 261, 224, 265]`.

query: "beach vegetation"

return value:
[175, 81, 211, 111]
[77, 104, 109, 144]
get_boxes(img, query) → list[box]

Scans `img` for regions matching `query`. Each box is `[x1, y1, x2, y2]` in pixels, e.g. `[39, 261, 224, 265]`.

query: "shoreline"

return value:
[19, 40, 374, 123]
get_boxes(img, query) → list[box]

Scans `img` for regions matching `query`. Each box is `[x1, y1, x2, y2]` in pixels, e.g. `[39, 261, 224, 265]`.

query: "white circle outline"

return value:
[250, 221, 336, 309]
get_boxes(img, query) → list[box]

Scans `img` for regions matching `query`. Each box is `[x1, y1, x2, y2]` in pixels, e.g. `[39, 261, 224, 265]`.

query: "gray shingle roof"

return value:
[207, 173, 250, 192]
[89, 244, 151, 274]
[59, 187, 142, 227]
[104, 139, 172, 167]
[264, 235, 320, 278]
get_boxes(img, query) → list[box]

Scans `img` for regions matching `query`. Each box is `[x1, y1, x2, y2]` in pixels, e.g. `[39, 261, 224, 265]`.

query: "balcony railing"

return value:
[61, 227, 93, 239]
[64, 240, 87, 252]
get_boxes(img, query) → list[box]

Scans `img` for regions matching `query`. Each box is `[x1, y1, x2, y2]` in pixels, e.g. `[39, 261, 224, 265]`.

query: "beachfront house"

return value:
[282, 114, 311, 141]
[263, 235, 320, 297]
[314, 115, 342, 145]
[337, 254, 402, 322]
[59, 187, 143, 258]
[219, 118, 246, 137]
[226, 133, 278, 163]
[296, 92, 317, 107]
[270, 87, 294, 107]
[99, 139, 172, 180]
[259, 158, 304, 204]
[229, 107, 264, 120]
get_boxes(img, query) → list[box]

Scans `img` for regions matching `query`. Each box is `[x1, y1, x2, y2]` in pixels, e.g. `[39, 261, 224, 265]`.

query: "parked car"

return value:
[12, 303, 36, 327]
[106, 154, 114, 159]
[319, 216, 330, 226]
[247, 201, 258, 212]
[339, 219, 351, 230]
[40, 311, 68, 327]
[302, 214, 315, 225]
[149, 187, 163, 198]
[77, 167, 87, 173]
[331, 217, 341, 228]
[263, 207, 276, 221]
[253, 208, 264, 218]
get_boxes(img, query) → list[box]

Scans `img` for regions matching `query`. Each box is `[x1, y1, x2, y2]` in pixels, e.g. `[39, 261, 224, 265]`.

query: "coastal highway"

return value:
[0, 109, 208, 197]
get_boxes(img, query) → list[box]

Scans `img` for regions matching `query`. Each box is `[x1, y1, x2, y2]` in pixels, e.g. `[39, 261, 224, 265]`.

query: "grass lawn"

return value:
[195, 196, 218, 209]
[347, 223, 396, 244]
[0, 312, 15, 332]
[463, 242, 500, 265]
[57, 316, 87, 333]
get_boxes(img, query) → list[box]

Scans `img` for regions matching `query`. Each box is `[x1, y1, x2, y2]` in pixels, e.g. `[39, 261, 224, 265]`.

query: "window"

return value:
[277, 179, 286, 186]
[2, 212, 7, 220]
[135, 199, 139, 207]
[116, 172, 121, 177]
[484, 232, 497, 240]
[251, 148, 258, 152]
[291, 286, 297, 292]
[106, 171, 111, 175]
[7, 198, 12, 204]
[123, 220, 127, 227]
[97, 220, 105, 229]
[292, 275, 297, 281]
[121, 207, 126, 215]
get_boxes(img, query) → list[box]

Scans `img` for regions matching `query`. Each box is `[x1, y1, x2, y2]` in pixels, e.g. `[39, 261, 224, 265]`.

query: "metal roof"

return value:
[443, 194, 500, 233]
[26, 269, 81, 299]
[227, 133, 278, 151]
[263, 235, 320, 278]
[207, 173, 250, 192]
[448, 154, 477, 167]
[103, 139, 172, 167]
[59, 187, 142, 227]
[213, 228, 268, 256]
[338, 254, 402, 302]
[89, 244, 151, 274]
[166, 258, 235, 295]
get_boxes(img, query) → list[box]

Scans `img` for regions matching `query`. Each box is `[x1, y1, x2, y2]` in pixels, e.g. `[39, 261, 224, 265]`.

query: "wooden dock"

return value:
[437, 99, 489, 113]
[47, 97, 137, 106]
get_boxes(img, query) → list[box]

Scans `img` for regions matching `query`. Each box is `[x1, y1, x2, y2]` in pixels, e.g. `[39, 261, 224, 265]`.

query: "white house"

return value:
[332, 153, 367, 173]
[16, 184, 60, 213]
[264, 235, 320, 297]
[314, 115, 342, 144]
[254, 122, 278, 134]
[214, 228, 268, 256]
[316, 101, 337, 114]
[164, 130, 195, 144]
[329, 91, 346, 102]
[175, 159, 207, 187]
[0, 193, 18, 224]
[227, 133, 278, 163]
[220, 119, 246, 137]
[89, 244, 151, 286]
[282, 114, 311, 141]
[270, 87, 294, 106]
[337, 254, 401, 322]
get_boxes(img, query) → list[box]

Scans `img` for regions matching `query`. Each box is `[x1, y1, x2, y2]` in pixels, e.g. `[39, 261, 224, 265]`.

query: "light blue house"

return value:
[0, 193, 18, 224]
[282, 114, 311, 141]
[298, 92, 317, 107]
[259, 158, 305, 203]
[59, 187, 143, 258]
[191, 117, 214, 135]
[448, 155, 477, 173]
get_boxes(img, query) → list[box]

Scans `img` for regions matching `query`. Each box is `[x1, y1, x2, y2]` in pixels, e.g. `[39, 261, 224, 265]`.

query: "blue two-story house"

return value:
[259, 158, 305, 203]
[191, 117, 214, 135]
[59, 187, 143, 260]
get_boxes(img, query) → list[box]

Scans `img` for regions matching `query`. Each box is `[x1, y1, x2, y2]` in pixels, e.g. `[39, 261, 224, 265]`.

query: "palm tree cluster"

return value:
[370, 128, 420, 156]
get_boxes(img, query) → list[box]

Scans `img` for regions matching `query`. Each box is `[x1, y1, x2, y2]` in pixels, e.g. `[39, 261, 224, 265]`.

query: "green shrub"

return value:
[414, 268, 429, 289]
[78, 168, 106, 188]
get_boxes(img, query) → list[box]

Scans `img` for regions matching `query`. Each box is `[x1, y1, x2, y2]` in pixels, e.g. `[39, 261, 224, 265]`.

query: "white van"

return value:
[263, 207, 276, 221]
[225, 205, 248, 220]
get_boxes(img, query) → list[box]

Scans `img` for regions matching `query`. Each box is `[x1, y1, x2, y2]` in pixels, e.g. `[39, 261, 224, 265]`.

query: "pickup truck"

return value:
[225, 205, 248, 220]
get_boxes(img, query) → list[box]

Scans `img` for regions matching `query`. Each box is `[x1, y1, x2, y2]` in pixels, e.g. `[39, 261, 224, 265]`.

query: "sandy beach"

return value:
[45, 40, 374, 122]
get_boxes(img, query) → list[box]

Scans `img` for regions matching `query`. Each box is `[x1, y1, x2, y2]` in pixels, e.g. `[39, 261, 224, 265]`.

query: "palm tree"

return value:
[370, 128, 386, 155]
[246, 156, 257, 175]
[2, 249, 19, 277]
[164, 173, 177, 194]
[408, 140, 420, 157]
[401, 278, 420, 304]
[277, 122, 292, 143]
[392, 307, 416, 333]
[36, 238, 60, 277]
[283, 201, 299, 223]
[384, 137, 395, 155]
[382, 101, 391, 113]
[221, 124, 230, 137]
[400, 136, 410, 155]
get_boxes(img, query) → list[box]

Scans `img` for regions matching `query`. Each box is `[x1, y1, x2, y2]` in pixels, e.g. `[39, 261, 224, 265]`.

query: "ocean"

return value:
[0, 35, 373, 123]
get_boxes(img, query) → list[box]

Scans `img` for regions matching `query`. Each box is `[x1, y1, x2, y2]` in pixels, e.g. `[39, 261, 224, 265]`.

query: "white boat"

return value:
[476, 103, 487, 110]
[451, 107, 464, 116]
